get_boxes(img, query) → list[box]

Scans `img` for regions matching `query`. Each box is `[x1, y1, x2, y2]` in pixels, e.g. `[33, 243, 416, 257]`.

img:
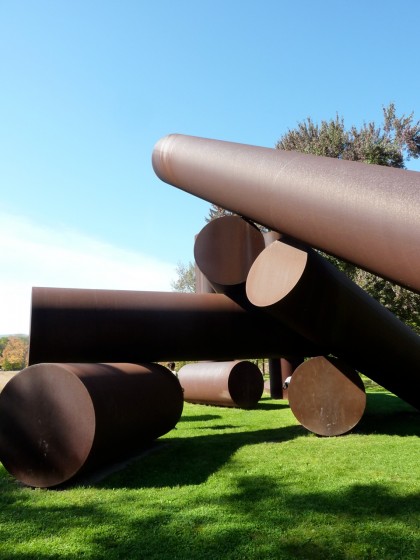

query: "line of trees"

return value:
[0, 335, 29, 371]
[171, 103, 420, 335]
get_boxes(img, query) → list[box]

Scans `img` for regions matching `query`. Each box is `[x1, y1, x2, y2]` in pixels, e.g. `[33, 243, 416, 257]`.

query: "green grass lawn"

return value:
[0, 390, 419, 560]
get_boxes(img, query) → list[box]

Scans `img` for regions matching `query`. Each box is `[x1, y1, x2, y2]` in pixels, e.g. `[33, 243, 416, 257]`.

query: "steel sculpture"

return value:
[178, 360, 264, 408]
[194, 214, 266, 305]
[152, 133, 420, 294]
[263, 227, 305, 399]
[246, 239, 420, 411]
[194, 215, 312, 398]
[0, 362, 184, 488]
[287, 356, 366, 436]
[28, 287, 322, 365]
[268, 356, 304, 400]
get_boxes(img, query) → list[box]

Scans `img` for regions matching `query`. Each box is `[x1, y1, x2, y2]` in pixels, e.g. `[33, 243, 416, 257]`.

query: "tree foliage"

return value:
[171, 261, 196, 293]
[276, 102, 420, 167]
[276, 102, 420, 333]
[0, 336, 28, 371]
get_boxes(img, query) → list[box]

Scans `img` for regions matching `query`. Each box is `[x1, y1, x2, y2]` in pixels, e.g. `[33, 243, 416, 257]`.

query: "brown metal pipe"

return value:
[0, 362, 184, 488]
[268, 356, 304, 400]
[152, 133, 420, 293]
[246, 240, 420, 410]
[193, 216, 322, 357]
[28, 287, 321, 365]
[178, 360, 264, 408]
[287, 356, 366, 436]
[194, 215, 266, 300]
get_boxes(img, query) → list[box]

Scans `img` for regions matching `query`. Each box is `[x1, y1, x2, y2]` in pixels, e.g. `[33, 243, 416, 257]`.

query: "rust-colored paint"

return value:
[193, 216, 322, 356]
[28, 287, 323, 365]
[194, 215, 265, 295]
[288, 356, 366, 436]
[152, 133, 420, 293]
[246, 240, 420, 411]
[178, 360, 264, 409]
[0, 362, 183, 488]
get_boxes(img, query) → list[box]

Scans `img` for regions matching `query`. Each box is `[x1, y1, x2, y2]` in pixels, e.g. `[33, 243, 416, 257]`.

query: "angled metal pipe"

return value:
[193, 215, 322, 357]
[245, 240, 420, 410]
[28, 287, 321, 365]
[152, 133, 420, 293]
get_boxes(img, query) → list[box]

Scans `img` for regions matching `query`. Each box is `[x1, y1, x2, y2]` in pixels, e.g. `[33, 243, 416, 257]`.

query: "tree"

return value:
[171, 261, 196, 293]
[0, 336, 8, 356]
[276, 102, 420, 334]
[0, 336, 28, 371]
[276, 103, 420, 167]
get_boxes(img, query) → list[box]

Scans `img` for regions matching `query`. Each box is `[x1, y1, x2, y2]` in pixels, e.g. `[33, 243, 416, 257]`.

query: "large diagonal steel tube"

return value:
[28, 287, 322, 365]
[245, 239, 420, 410]
[152, 133, 420, 293]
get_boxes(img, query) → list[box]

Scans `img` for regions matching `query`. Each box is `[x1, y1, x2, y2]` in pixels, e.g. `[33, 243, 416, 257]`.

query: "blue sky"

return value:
[1, 0, 419, 334]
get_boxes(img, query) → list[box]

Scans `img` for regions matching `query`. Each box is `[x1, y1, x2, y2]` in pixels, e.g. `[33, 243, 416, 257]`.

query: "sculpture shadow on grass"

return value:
[354, 393, 420, 437]
[95, 424, 305, 490]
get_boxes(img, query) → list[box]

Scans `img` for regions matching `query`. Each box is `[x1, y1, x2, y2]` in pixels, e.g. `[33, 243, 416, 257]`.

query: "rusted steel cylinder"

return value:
[194, 233, 215, 294]
[288, 356, 366, 436]
[246, 240, 420, 411]
[193, 216, 322, 357]
[152, 133, 420, 293]
[28, 288, 322, 365]
[268, 356, 304, 400]
[195, 262, 215, 294]
[178, 360, 264, 408]
[194, 215, 266, 300]
[0, 362, 184, 488]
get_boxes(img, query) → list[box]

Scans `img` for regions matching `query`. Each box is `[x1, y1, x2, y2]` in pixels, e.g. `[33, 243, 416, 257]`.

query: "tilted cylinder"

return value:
[152, 133, 420, 293]
[245, 239, 420, 410]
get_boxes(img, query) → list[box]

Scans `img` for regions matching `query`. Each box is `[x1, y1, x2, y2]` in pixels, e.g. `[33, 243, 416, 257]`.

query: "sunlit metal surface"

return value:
[246, 240, 420, 411]
[178, 360, 264, 408]
[153, 133, 420, 293]
[288, 356, 366, 436]
[0, 362, 184, 488]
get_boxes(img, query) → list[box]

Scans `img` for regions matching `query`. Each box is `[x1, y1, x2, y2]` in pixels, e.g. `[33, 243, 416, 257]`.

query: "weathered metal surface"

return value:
[246, 239, 420, 411]
[193, 216, 323, 357]
[152, 133, 420, 294]
[194, 215, 266, 299]
[28, 288, 323, 365]
[178, 360, 264, 408]
[0, 362, 184, 488]
[194, 233, 216, 294]
[287, 356, 366, 436]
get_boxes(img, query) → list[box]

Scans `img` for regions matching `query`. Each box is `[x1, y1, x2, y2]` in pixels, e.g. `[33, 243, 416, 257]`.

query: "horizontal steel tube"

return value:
[152, 133, 420, 293]
[178, 360, 264, 408]
[0, 362, 184, 488]
[28, 287, 322, 365]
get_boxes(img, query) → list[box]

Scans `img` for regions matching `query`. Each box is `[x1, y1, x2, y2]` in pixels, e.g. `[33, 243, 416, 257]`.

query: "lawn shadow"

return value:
[354, 393, 420, 437]
[95, 423, 305, 490]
